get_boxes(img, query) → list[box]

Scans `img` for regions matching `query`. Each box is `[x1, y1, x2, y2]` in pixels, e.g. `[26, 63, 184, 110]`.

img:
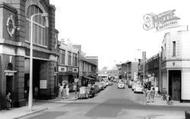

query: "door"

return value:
[169, 70, 181, 101]
[6, 76, 13, 94]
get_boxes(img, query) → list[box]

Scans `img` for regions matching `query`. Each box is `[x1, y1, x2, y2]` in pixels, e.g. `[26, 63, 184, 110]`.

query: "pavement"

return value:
[146, 94, 190, 107]
[0, 92, 77, 119]
[0, 87, 190, 119]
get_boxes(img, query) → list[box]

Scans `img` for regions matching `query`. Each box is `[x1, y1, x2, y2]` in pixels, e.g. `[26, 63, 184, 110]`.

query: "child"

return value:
[6, 92, 12, 110]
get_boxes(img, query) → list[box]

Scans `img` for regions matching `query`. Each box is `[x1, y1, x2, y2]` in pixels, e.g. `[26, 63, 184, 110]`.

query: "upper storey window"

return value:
[26, 5, 48, 47]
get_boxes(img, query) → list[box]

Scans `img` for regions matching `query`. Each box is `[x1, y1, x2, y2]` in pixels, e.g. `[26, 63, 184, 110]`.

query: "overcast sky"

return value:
[51, 0, 190, 70]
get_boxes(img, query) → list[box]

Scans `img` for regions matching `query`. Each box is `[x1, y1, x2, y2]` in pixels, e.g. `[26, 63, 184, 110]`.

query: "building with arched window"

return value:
[0, 0, 58, 107]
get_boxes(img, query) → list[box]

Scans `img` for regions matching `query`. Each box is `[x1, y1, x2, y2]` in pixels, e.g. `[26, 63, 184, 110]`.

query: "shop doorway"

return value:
[169, 70, 181, 101]
[6, 76, 13, 94]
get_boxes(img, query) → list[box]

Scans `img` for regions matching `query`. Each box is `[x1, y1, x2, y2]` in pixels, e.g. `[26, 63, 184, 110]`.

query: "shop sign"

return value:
[143, 9, 180, 31]
[73, 68, 78, 73]
[58, 66, 67, 72]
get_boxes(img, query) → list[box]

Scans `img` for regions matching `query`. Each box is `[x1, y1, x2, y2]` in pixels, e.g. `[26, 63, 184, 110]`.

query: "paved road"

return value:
[23, 84, 186, 119]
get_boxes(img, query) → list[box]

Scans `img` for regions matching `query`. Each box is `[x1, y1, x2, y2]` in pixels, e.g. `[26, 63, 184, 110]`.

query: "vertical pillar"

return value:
[15, 56, 25, 107]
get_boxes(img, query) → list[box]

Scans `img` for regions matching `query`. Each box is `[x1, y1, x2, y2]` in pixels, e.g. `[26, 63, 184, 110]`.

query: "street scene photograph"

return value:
[0, 0, 190, 119]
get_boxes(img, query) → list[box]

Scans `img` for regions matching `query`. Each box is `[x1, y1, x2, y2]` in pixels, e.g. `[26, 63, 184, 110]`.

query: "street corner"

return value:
[15, 107, 48, 119]
[0, 106, 48, 119]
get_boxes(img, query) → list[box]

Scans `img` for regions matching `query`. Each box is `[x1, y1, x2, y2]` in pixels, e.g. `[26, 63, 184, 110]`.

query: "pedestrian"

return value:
[73, 83, 77, 97]
[62, 81, 66, 98]
[58, 83, 63, 98]
[66, 83, 69, 98]
[150, 87, 155, 103]
[6, 92, 12, 110]
[146, 89, 150, 103]
[155, 86, 158, 97]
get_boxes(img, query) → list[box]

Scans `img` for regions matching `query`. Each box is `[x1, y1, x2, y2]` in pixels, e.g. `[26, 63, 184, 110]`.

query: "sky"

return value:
[50, 0, 190, 70]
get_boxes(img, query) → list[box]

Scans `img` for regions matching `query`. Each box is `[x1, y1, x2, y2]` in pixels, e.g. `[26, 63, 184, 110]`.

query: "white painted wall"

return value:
[182, 69, 190, 100]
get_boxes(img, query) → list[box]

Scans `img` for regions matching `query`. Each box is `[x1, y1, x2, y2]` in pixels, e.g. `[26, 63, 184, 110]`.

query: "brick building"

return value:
[57, 41, 79, 91]
[0, 0, 58, 107]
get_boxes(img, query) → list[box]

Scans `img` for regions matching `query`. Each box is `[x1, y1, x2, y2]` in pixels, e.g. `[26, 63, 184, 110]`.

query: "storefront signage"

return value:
[72, 68, 78, 73]
[58, 66, 67, 72]
[143, 9, 180, 31]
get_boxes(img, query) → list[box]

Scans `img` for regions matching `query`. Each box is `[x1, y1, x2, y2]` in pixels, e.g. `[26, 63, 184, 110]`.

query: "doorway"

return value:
[6, 76, 13, 94]
[169, 70, 181, 101]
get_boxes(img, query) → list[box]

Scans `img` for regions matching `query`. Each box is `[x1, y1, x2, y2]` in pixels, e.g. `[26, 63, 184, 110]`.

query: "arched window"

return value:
[26, 5, 48, 47]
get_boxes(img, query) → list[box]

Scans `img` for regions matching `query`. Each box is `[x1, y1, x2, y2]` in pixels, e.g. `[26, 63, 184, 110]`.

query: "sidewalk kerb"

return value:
[14, 107, 48, 119]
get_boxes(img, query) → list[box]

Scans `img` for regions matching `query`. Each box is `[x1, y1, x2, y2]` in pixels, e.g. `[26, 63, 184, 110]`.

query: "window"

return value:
[172, 41, 176, 57]
[26, 5, 48, 47]
[59, 50, 65, 64]
[73, 53, 78, 66]
[68, 51, 72, 65]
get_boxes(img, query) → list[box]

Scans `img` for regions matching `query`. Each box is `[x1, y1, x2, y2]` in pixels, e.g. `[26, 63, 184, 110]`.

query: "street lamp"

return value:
[29, 12, 48, 111]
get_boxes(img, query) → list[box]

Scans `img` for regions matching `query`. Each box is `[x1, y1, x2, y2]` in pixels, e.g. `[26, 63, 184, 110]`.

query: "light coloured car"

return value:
[117, 82, 125, 89]
[134, 84, 144, 93]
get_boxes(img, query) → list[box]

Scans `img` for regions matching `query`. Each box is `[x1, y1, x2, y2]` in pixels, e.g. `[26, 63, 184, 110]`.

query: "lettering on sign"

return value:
[143, 9, 180, 31]
[58, 66, 67, 72]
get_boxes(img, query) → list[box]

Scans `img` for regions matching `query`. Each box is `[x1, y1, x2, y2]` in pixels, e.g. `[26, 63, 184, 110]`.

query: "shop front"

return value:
[58, 66, 79, 92]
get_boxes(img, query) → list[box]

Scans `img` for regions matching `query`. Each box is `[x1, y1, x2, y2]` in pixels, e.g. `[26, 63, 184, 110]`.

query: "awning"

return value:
[83, 76, 94, 80]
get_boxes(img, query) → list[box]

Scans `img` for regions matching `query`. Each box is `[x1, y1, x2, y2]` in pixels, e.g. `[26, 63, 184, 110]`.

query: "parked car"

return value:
[134, 84, 144, 93]
[88, 86, 96, 98]
[117, 81, 125, 89]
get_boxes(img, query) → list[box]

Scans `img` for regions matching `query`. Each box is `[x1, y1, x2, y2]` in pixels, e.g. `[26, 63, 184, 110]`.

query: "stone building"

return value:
[161, 26, 190, 101]
[0, 0, 58, 107]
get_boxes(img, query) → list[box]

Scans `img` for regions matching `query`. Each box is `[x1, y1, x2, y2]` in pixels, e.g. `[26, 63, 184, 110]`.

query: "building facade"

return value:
[145, 53, 161, 91]
[73, 45, 98, 86]
[0, 0, 58, 107]
[126, 61, 138, 82]
[57, 41, 79, 91]
[79, 55, 98, 86]
[161, 26, 190, 101]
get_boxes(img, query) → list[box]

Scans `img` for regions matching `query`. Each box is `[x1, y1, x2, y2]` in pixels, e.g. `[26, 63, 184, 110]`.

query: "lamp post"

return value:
[29, 13, 48, 111]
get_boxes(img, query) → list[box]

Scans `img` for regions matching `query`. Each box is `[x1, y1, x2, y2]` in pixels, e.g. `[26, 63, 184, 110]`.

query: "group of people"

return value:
[58, 81, 79, 99]
[143, 81, 158, 103]
[58, 81, 70, 98]
[144, 87, 156, 103]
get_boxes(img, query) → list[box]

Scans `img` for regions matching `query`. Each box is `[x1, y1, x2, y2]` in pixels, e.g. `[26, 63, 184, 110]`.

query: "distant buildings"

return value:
[73, 45, 98, 86]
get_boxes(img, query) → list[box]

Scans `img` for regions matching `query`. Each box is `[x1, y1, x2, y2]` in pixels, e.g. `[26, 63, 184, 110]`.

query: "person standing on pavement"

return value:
[62, 81, 66, 98]
[6, 92, 12, 110]
[66, 83, 70, 98]
[74, 77, 79, 99]
[150, 87, 155, 103]
[58, 83, 63, 98]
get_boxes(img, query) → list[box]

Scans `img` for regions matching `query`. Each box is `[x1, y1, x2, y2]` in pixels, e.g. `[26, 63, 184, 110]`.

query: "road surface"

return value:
[23, 84, 186, 119]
